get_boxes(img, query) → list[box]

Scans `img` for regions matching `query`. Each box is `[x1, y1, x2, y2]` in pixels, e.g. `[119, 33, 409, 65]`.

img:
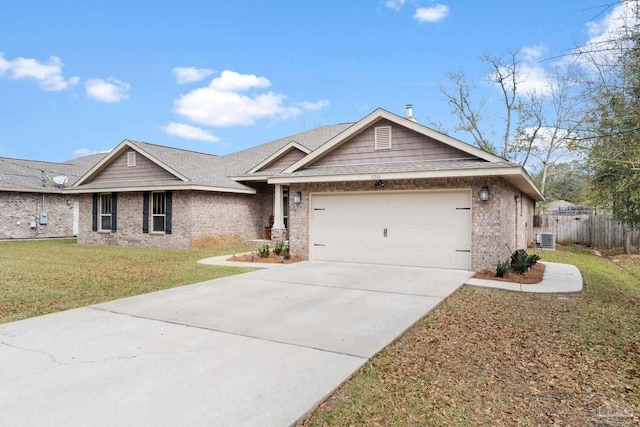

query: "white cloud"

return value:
[161, 122, 220, 143]
[172, 70, 328, 127]
[85, 78, 130, 103]
[487, 46, 555, 97]
[517, 46, 555, 96]
[209, 70, 271, 92]
[577, 2, 639, 68]
[173, 66, 215, 84]
[414, 4, 449, 23]
[386, 0, 406, 11]
[297, 100, 330, 110]
[0, 52, 79, 91]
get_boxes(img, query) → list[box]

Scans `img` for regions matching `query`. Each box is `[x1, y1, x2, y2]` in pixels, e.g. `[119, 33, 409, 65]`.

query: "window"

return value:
[100, 193, 112, 231]
[143, 191, 172, 235]
[127, 151, 136, 167]
[152, 192, 166, 232]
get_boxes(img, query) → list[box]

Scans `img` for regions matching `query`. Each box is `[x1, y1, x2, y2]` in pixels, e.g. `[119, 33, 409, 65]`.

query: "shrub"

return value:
[510, 249, 541, 274]
[528, 253, 541, 265]
[273, 240, 285, 255]
[496, 259, 510, 277]
[257, 244, 270, 258]
[283, 247, 291, 260]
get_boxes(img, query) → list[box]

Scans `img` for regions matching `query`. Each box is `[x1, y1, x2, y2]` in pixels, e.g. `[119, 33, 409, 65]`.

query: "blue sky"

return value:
[0, 0, 622, 162]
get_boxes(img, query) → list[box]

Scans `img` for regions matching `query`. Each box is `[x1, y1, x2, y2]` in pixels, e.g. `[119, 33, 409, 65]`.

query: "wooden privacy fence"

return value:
[534, 214, 640, 254]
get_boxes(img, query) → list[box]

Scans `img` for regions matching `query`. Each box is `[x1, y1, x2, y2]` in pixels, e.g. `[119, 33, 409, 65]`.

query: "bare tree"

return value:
[439, 50, 523, 159]
[439, 50, 586, 197]
[517, 71, 586, 196]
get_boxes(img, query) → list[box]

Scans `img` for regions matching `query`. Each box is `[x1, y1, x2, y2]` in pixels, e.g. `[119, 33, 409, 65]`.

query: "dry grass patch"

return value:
[300, 246, 640, 426]
[191, 233, 244, 249]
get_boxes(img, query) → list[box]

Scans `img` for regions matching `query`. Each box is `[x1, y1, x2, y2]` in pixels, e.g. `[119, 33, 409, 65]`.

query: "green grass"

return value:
[0, 239, 254, 323]
[302, 246, 640, 426]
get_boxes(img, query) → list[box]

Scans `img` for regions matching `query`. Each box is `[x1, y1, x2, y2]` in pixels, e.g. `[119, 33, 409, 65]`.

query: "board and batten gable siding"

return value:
[258, 148, 307, 173]
[90, 149, 181, 184]
[312, 119, 477, 167]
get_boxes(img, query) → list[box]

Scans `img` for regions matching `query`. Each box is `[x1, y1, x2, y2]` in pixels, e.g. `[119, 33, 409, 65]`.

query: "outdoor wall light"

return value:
[293, 191, 302, 204]
[479, 186, 490, 201]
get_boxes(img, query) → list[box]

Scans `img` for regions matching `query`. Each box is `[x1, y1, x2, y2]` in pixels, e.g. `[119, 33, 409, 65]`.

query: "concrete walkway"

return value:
[0, 261, 473, 427]
[465, 261, 583, 293]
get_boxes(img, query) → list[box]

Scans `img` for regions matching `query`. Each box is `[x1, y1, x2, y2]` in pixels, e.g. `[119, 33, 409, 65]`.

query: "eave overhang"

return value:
[268, 166, 544, 201]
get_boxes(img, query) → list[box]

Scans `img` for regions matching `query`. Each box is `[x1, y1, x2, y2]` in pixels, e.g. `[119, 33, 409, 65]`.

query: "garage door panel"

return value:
[310, 191, 471, 270]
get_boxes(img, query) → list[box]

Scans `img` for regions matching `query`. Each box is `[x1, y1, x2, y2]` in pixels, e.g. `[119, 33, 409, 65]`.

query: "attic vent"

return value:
[375, 126, 392, 150]
[127, 151, 136, 167]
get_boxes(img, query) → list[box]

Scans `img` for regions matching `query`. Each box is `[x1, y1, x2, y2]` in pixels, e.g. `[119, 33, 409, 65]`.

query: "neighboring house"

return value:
[544, 199, 577, 212]
[0, 154, 104, 239]
[1, 108, 543, 271]
[65, 107, 543, 271]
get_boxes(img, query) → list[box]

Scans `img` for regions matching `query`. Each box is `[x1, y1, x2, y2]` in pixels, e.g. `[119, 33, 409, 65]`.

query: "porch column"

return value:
[272, 184, 286, 240]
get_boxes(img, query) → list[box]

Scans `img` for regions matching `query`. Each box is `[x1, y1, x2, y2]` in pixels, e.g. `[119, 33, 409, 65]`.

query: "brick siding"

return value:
[0, 192, 77, 239]
[288, 177, 534, 271]
[77, 188, 272, 249]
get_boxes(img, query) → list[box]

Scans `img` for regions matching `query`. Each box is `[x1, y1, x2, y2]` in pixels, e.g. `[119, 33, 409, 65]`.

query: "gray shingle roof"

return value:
[221, 123, 354, 176]
[265, 159, 518, 178]
[0, 154, 105, 192]
[125, 141, 251, 191]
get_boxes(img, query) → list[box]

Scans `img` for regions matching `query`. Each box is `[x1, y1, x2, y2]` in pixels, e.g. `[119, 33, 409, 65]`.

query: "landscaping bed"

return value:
[473, 261, 545, 284]
[227, 252, 302, 264]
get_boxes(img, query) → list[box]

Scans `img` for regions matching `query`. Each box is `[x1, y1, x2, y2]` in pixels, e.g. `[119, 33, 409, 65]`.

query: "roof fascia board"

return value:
[268, 166, 543, 201]
[246, 141, 311, 174]
[0, 187, 64, 194]
[229, 176, 269, 182]
[283, 109, 506, 174]
[64, 184, 256, 195]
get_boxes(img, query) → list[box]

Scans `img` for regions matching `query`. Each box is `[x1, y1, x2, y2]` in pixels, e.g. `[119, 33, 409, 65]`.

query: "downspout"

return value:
[514, 194, 519, 249]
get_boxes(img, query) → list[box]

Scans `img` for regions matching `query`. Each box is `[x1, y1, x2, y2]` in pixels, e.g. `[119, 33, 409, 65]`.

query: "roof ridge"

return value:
[127, 140, 219, 158]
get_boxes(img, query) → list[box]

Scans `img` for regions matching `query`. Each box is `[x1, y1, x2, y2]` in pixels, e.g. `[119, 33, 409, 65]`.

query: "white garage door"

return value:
[310, 190, 471, 270]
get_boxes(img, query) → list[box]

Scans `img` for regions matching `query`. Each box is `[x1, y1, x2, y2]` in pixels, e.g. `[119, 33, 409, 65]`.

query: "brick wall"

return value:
[0, 191, 77, 239]
[288, 177, 533, 271]
[78, 192, 191, 249]
[78, 188, 271, 249]
[189, 189, 268, 242]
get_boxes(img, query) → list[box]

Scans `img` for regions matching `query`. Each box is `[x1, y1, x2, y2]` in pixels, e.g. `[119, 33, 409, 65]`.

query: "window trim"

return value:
[99, 193, 112, 232]
[151, 191, 166, 233]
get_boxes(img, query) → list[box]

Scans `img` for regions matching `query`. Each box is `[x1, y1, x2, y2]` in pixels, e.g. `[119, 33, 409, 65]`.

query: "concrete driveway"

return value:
[0, 261, 472, 427]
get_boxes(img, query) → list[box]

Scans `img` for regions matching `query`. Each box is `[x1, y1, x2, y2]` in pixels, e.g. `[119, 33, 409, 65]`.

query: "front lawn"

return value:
[0, 239, 254, 323]
[301, 246, 640, 426]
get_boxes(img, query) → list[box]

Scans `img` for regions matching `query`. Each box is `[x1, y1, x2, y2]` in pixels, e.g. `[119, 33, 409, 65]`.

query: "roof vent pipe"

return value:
[405, 104, 417, 122]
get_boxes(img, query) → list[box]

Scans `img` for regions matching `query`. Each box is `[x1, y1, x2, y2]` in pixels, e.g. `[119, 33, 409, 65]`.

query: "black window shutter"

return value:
[111, 193, 118, 232]
[92, 193, 98, 231]
[165, 191, 173, 235]
[142, 192, 150, 234]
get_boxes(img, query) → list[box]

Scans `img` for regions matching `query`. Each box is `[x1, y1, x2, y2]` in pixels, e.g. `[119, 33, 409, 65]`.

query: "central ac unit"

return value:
[537, 232, 555, 250]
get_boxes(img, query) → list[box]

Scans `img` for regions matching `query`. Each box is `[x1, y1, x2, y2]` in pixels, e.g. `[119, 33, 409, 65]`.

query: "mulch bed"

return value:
[227, 252, 301, 264]
[472, 262, 545, 284]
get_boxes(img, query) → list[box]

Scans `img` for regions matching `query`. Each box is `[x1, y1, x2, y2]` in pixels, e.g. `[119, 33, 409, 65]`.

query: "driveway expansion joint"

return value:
[249, 276, 457, 298]
[89, 306, 368, 360]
